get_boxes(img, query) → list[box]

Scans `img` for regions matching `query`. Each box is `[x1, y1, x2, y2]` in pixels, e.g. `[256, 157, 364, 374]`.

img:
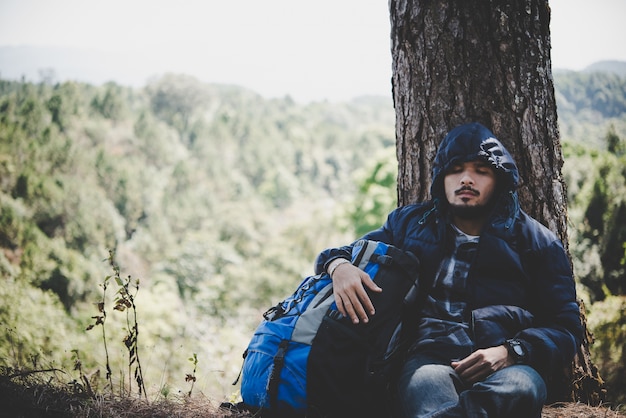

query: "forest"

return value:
[0, 68, 625, 412]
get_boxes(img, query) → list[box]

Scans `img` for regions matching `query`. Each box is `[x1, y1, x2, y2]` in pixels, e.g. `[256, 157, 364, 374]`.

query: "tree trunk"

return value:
[389, 0, 604, 404]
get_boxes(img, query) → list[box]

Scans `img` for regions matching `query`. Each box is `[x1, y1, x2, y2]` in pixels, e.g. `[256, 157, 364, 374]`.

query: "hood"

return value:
[426, 122, 520, 228]
[430, 122, 519, 199]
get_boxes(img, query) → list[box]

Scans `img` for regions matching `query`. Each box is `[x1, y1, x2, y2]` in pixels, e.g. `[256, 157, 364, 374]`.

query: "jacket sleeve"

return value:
[516, 238, 583, 384]
[471, 305, 534, 349]
[313, 207, 405, 275]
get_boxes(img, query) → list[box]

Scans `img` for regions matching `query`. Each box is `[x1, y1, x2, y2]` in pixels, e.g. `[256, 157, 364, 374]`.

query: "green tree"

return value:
[91, 82, 126, 121]
[606, 125, 625, 156]
[348, 148, 397, 237]
[146, 74, 210, 142]
[564, 129, 626, 408]
[566, 127, 626, 302]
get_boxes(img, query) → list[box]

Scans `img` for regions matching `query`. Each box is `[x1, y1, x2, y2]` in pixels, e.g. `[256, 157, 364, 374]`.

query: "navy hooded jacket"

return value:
[315, 122, 582, 397]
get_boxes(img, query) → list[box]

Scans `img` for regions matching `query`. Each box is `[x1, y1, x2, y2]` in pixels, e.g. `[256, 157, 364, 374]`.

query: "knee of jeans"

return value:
[521, 369, 547, 403]
[397, 363, 460, 416]
[499, 366, 547, 403]
[407, 364, 455, 388]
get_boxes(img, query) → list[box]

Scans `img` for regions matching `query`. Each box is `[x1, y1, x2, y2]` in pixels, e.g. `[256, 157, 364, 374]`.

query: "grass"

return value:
[2, 367, 625, 418]
[0, 367, 250, 418]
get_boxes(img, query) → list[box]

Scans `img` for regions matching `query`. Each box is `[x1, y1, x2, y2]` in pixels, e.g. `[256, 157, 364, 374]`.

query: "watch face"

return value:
[507, 339, 525, 360]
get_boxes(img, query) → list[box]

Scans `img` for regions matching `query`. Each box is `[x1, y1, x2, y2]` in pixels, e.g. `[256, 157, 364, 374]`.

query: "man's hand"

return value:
[451, 345, 513, 384]
[330, 261, 382, 324]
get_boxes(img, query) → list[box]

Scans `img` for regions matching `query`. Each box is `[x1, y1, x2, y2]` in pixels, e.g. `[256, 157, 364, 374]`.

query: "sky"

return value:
[0, 0, 624, 102]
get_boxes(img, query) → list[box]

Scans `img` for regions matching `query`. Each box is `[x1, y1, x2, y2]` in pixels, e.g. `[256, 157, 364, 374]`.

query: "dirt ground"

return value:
[542, 402, 625, 418]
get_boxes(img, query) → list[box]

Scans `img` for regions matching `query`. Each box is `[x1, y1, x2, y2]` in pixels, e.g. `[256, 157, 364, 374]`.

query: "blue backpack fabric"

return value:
[238, 239, 421, 418]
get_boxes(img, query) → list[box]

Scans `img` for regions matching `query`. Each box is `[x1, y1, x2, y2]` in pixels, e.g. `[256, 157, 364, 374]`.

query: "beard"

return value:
[449, 202, 491, 220]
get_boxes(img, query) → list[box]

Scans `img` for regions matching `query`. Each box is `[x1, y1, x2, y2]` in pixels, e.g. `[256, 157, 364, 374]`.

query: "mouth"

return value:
[455, 187, 479, 198]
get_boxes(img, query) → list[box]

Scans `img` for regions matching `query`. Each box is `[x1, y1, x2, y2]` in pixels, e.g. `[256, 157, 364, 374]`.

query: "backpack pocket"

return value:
[240, 330, 309, 413]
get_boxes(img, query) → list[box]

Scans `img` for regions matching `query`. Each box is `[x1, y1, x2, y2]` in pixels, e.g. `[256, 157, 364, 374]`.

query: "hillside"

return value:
[1, 68, 626, 413]
[0, 74, 397, 400]
[583, 60, 626, 76]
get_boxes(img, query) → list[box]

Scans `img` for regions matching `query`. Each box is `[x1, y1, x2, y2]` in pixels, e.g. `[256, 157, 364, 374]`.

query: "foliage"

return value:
[86, 251, 147, 397]
[562, 118, 626, 409]
[555, 72, 626, 120]
[564, 130, 626, 302]
[554, 71, 626, 148]
[345, 147, 398, 237]
[586, 295, 626, 409]
[0, 75, 395, 400]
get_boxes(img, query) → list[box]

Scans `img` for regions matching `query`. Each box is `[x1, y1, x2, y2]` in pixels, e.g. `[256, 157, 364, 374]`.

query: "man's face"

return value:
[444, 160, 497, 219]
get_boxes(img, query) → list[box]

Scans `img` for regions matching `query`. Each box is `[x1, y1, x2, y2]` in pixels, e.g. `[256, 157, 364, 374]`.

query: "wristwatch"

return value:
[505, 339, 527, 364]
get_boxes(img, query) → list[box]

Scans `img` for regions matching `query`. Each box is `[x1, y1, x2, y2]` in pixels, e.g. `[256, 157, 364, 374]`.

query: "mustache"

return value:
[455, 186, 480, 196]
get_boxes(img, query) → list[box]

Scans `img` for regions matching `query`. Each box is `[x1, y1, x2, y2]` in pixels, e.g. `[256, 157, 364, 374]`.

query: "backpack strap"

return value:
[268, 339, 290, 410]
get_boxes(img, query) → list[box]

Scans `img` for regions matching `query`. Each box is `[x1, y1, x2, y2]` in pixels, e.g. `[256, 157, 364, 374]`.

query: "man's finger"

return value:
[362, 275, 383, 293]
[339, 295, 360, 324]
[354, 285, 376, 316]
[346, 292, 370, 323]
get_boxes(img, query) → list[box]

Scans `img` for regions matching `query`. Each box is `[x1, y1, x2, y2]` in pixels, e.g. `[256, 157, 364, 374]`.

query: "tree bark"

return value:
[389, 0, 604, 404]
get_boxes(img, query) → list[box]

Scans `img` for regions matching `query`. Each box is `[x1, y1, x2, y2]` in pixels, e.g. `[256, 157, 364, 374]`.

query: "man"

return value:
[315, 122, 582, 417]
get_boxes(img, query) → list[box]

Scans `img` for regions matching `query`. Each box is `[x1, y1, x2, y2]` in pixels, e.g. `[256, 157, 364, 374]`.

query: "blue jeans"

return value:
[396, 354, 547, 418]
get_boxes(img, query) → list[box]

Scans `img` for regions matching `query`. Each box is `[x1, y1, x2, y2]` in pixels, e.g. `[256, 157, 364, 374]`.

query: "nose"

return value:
[460, 171, 474, 185]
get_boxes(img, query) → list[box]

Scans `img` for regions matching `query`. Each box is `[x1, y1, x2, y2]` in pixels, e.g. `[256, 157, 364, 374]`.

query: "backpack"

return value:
[237, 239, 421, 418]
